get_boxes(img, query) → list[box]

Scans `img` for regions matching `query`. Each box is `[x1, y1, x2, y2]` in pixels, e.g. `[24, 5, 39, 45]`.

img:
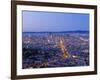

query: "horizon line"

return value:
[23, 30, 89, 33]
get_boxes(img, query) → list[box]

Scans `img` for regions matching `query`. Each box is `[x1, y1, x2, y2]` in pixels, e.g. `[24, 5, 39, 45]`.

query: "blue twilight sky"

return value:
[22, 11, 89, 32]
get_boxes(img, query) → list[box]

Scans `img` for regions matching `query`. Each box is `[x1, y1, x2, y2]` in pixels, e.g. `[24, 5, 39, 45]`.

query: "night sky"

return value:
[22, 11, 89, 32]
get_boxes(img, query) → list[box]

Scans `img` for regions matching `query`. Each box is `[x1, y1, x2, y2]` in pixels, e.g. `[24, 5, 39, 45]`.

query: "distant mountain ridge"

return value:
[23, 30, 89, 33]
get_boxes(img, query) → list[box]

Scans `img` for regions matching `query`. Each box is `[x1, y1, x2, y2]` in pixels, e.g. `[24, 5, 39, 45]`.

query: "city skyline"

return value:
[22, 11, 89, 32]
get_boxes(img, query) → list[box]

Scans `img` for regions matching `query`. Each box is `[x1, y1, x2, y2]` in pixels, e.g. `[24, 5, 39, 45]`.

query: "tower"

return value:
[59, 38, 69, 59]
